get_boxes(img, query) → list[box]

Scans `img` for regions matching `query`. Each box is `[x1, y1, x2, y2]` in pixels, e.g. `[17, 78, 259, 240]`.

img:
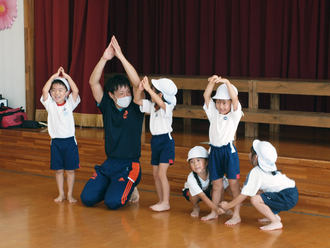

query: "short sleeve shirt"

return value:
[184, 172, 229, 197]
[98, 92, 144, 159]
[140, 100, 174, 135]
[203, 100, 242, 146]
[241, 166, 296, 197]
[40, 93, 80, 139]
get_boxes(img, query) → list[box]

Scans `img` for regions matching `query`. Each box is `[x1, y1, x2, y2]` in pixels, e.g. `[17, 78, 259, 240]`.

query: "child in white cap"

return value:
[134, 76, 177, 211]
[183, 146, 233, 218]
[220, 140, 299, 231]
[202, 75, 243, 224]
[41, 67, 81, 203]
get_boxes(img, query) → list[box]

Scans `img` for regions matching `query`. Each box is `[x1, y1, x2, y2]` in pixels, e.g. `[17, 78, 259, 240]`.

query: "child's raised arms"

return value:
[42, 67, 62, 101]
[203, 76, 238, 111]
[60, 68, 79, 102]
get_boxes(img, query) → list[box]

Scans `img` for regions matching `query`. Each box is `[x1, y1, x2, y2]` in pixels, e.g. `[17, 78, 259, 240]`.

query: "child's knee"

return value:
[250, 195, 260, 206]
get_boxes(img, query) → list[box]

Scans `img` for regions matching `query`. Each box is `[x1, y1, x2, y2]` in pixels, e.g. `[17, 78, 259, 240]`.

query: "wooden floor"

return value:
[1, 120, 330, 247]
[1, 170, 330, 248]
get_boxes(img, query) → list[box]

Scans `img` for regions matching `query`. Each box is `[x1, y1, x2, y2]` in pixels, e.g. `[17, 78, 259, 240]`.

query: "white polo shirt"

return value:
[140, 100, 174, 135]
[40, 93, 80, 139]
[184, 173, 229, 197]
[203, 100, 242, 147]
[241, 166, 296, 197]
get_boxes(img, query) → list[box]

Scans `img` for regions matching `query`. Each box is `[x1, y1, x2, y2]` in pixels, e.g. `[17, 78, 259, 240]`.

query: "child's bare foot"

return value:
[260, 221, 283, 231]
[225, 216, 241, 225]
[67, 196, 77, 203]
[190, 207, 200, 217]
[149, 201, 162, 209]
[54, 195, 66, 203]
[129, 187, 140, 203]
[201, 212, 218, 221]
[150, 203, 170, 212]
[258, 214, 281, 222]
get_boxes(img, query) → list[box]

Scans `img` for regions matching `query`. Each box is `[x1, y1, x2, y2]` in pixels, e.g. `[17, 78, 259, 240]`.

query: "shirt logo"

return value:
[123, 110, 128, 119]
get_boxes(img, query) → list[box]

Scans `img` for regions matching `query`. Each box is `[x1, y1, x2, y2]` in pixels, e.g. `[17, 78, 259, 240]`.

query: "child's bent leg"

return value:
[54, 169, 65, 202]
[150, 163, 170, 211]
[189, 194, 201, 217]
[201, 178, 223, 221]
[250, 195, 283, 231]
[66, 170, 77, 203]
[225, 179, 242, 225]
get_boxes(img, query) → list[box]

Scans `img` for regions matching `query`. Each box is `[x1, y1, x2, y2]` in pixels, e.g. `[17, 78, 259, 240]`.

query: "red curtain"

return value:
[35, 0, 330, 114]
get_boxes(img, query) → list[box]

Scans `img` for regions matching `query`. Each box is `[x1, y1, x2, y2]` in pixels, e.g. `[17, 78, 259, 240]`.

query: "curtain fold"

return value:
[35, 0, 330, 123]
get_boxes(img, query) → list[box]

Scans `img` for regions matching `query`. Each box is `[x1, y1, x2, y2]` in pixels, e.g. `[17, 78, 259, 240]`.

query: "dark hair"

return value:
[251, 146, 257, 159]
[104, 75, 131, 94]
[152, 85, 168, 104]
[51, 79, 68, 91]
[152, 84, 168, 111]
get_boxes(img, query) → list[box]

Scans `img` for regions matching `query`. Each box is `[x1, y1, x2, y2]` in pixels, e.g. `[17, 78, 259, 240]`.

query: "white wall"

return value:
[0, 0, 25, 109]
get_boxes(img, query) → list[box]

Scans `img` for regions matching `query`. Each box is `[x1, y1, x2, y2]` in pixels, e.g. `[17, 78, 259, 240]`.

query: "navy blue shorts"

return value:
[260, 186, 299, 214]
[150, 133, 175, 165]
[182, 187, 212, 202]
[208, 143, 240, 180]
[50, 137, 80, 170]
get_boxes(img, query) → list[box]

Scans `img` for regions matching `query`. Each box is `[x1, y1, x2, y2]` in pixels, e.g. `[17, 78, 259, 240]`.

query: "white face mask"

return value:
[116, 96, 132, 108]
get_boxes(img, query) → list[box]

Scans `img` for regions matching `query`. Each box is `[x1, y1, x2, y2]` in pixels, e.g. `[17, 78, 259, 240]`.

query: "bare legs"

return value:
[150, 163, 170, 211]
[251, 195, 283, 231]
[201, 178, 223, 221]
[54, 169, 77, 203]
[224, 179, 241, 225]
[189, 194, 201, 217]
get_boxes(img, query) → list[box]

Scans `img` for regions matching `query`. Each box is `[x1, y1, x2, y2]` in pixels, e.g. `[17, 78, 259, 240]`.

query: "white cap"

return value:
[253, 139, 277, 172]
[53, 78, 70, 92]
[151, 78, 177, 106]
[187, 146, 208, 161]
[212, 83, 238, 100]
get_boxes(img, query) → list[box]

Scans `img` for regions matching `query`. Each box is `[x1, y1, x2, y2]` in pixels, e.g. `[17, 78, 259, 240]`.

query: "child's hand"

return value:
[59, 67, 70, 80]
[102, 42, 115, 61]
[111, 36, 124, 60]
[216, 207, 225, 215]
[208, 75, 222, 84]
[141, 76, 151, 91]
[138, 81, 144, 91]
[219, 201, 229, 210]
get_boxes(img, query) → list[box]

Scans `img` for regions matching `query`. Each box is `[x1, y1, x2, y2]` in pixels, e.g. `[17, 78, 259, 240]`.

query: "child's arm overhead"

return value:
[218, 77, 239, 111]
[142, 77, 166, 111]
[61, 67, 79, 102]
[133, 79, 145, 106]
[89, 41, 115, 104]
[42, 67, 61, 101]
[220, 194, 247, 210]
[203, 75, 218, 108]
